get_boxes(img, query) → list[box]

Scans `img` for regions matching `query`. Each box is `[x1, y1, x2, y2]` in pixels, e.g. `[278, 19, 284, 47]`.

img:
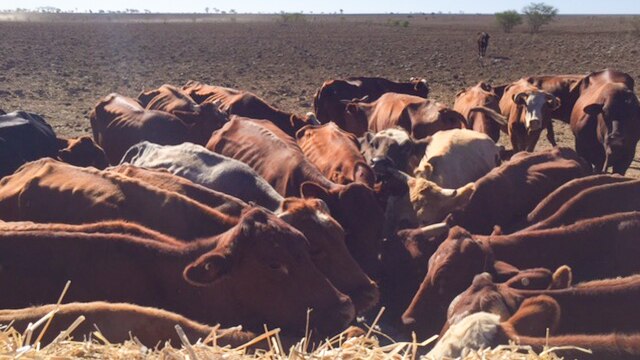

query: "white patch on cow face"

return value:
[313, 209, 334, 227]
[523, 93, 547, 131]
[376, 128, 411, 146]
[426, 312, 501, 360]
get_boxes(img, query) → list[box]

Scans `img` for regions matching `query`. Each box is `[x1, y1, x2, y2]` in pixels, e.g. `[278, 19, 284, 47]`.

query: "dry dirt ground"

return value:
[1, 14, 639, 174]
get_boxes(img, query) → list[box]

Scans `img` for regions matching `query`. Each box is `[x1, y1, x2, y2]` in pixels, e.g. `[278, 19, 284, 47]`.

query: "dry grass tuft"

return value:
[0, 312, 577, 360]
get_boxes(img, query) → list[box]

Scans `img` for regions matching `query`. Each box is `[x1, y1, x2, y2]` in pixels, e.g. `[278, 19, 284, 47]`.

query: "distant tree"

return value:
[205, 7, 209, 14]
[339, 9, 343, 14]
[495, 10, 522, 33]
[229, 9, 236, 14]
[522, 2, 558, 33]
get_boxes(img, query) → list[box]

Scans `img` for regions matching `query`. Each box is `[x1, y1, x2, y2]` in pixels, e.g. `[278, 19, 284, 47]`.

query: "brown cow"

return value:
[525, 178, 640, 231]
[428, 306, 640, 360]
[207, 118, 384, 278]
[110, 164, 379, 313]
[447, 147, 592, 235]
[499, 78, 561, 152]
[0, 159, 237, 241]
[526, 174, 633, 225]
[0, 220, 177, 243]
[445, 272, 640, 338]
[341, 93, 467, 138]
[402, 211, 640, 338]
[312, 77, 429, 124]
[89, 93, 198, 164]
[0, 302, 261, 348]
[521, 74, 584, 123]
[138, 83, 228, 132]
[296, 122, 375, 187]
[477, 32, 490, 57]
[182, 80, 317, 137]
[0, 207, 355, 336]
[569, 69, 640, 174]
[453, 82, 507, 142]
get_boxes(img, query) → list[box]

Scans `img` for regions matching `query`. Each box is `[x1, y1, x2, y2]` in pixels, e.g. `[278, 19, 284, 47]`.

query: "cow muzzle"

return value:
[527, 119, 542, 132]
[371, 156, 395, 173]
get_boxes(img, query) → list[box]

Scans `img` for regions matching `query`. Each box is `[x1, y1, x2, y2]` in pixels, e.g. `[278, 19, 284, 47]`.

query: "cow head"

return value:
[583, 86, 640, 174]
[277, 197, 379, 313]
[512, 90, 560, 132]
[179, 102, 229, 145]
[313, 80, 362, 124]
[56, 136, 109, 169]
[183, 207, 355, 335]
[408, 102, 469, 139]
[408, 176, 475, 226]
[360, 128, 429, 174]
[401, 227, 494, 337]
[409, 77, 430, 97]
[340, 97, 370, 137]
[300, 181, 384, 279]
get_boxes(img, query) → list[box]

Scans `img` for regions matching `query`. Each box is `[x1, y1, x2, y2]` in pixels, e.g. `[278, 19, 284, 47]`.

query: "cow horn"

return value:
[441, 188, 457, 197]
[417, 222, 450, 238]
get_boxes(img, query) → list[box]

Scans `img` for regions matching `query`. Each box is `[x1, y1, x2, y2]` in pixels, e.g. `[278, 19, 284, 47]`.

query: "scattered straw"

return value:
[0, 310, 580, 360]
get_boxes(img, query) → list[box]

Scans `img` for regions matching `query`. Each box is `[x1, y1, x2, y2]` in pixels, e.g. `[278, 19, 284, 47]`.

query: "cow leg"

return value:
[525, 130, 542, 152]
[546, 121, 557, 147]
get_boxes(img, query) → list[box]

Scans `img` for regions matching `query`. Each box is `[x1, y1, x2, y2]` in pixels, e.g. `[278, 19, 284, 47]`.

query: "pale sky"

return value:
[3, 0, 640, 14]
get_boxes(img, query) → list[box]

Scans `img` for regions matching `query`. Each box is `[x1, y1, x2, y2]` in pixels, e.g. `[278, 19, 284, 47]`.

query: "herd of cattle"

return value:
[0, 69, 639, 358]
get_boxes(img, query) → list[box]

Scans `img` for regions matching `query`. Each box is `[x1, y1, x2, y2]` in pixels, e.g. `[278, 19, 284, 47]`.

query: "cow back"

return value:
[0, 111, 59, 178]
[449, 148, 592, 234]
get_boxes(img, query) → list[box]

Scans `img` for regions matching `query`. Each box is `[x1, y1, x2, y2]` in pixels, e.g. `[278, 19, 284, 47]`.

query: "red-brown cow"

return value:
[182, 80, 317, 137]
[526, 174, 633, 225]
[499, 79, 560, 152]
[445, 272, 640, 337]
[453, 82, 507, 142]
[525, 178, 640, 231]
[403, 211, 640, 338]
[569, 69, 640, 174]
[296, 122, 375, 188]
[0, 159, 237, 241]
[0, 207, 355, 336]
[428, 305, 640, 360]
[90, 93, 199, 164]
[313, 77, 429, 124]
[207, 118, 384, 278]
[340, 93, 466, 138]
[521, 74, 584, 123]
[0, 220, 175, 243]
[447, 147, 592, 235]
[138, 83, 228, 133]
[110, 164, 379, 313]
[0, 302, 262, 348]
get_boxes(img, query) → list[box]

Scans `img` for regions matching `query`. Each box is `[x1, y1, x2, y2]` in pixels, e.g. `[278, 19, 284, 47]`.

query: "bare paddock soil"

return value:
[1, 14, 639, 173]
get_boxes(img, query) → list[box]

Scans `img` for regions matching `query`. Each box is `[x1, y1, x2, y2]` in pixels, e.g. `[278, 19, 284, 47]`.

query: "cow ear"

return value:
[513, 92, 528, 105]
[137, 89, 161, 107]
[583, 103, 604, 116]
[295, 125, 312, 140]
[506, 295, 561, 337]
[183, 252, 231, 286]
[414, 162, 433, 179]
[493, 260, 520, 281]
[548, 265, 572, 290]
[300, 181, 330, 201]
[545, 93, 561, 110]
[362, 131, 374, 145]
[353, 161, 374, 185]
[345, 103, 358, 114]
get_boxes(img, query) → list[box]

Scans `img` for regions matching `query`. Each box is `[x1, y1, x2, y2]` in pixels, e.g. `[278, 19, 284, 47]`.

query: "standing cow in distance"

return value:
[477, 32, 490, 58]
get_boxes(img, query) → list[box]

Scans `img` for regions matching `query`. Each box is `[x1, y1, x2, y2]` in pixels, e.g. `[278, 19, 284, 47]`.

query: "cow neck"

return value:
[161, 234, 244, 327]
[296, 160, 339, 192]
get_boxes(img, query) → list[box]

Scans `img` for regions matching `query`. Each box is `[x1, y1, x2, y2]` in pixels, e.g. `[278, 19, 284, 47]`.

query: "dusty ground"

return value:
[0, 14, 639, 173]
